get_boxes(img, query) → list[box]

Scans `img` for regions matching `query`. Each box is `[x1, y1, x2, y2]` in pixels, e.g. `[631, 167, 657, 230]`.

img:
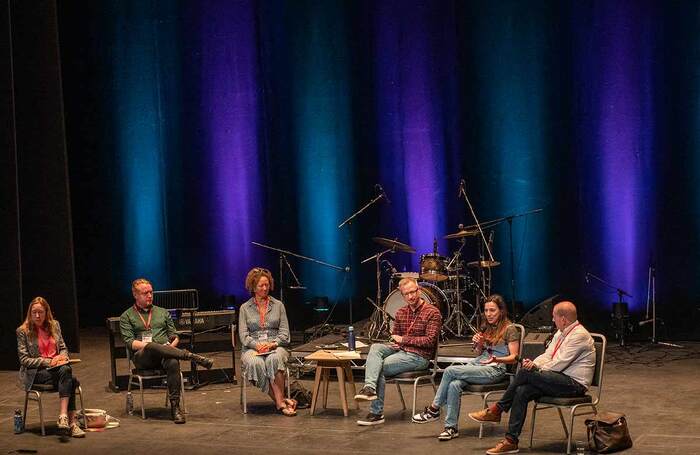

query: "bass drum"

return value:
[383, 282, 450, 330]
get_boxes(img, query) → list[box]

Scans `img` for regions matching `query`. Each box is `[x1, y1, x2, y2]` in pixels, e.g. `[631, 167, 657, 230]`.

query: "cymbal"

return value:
[444, 229, 479, 239]
[372, 237, 416, 253]
[467, 260, 501, 268]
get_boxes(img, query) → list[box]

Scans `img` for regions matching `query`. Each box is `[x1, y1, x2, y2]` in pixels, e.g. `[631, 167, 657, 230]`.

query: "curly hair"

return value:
[245, 267, 275, 295]
[479, 294, 511, 345]
[18, 296, 58, 339]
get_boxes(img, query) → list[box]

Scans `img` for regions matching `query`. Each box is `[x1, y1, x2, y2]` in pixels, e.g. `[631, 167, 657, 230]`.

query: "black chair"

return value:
[528, 333, 607, 454]
[385, 343, 440, 418]
[23, 382, 85, 436]
[460, 323, 525, 438]
[126, 348, 186, 419]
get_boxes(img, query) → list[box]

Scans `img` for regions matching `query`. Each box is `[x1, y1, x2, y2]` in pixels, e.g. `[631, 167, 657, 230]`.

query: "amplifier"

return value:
[174, 309, 236, 332]
[521, 331, 551, 360]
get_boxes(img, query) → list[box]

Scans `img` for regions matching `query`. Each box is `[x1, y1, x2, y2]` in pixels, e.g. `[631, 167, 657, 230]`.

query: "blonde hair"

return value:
[245, 267, 275, 295]
[398, 277, 418, 289]
[132, 278, 153, 292]
[18, 296, 58, 338]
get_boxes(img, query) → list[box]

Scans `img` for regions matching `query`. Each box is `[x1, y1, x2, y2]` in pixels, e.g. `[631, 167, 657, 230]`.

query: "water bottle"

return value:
[13, 409, 23, 434]
[347, 326, 356, 351]
[126, 391, 134, 415]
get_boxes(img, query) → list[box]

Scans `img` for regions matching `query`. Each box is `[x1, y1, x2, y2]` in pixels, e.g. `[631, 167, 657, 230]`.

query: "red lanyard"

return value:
[134, 305, 152, 330]
[404, 301, 424, 336]
[550, 322, 579, 359]
[256, 298, 269, 328]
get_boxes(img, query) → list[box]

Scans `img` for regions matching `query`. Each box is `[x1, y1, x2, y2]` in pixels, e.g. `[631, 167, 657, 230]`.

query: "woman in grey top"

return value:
[239, 267, 295, 416]
[16, 296, 85, 437]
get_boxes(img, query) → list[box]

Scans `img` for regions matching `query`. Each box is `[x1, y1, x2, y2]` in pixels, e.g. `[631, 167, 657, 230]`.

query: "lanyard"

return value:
[404, 301, 424, 336]
[550, 322, 579, 359]
[256, 298, 269, 328]
[134, 305, 153, 330]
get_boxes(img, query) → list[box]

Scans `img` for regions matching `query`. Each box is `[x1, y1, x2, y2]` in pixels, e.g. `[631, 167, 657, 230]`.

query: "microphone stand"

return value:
[585, 272, 632, 346]
[338, 188, 387, 326]
[461, 208, 543, 312]
[458, 180, 495, 317]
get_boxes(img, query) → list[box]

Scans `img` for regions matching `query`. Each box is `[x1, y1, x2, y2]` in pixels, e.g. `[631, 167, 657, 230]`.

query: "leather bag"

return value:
[585, 411, 632, 453]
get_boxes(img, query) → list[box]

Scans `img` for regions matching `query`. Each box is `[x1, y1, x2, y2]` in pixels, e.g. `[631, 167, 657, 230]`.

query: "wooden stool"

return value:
[306, 351, 360, 416]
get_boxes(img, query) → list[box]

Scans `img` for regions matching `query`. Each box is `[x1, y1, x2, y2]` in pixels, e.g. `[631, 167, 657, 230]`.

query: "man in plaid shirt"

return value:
[355, 277, 442, 425]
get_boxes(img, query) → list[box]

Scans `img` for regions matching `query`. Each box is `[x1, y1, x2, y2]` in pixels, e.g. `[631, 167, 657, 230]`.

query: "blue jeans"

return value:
[497, 368, 586, 443]
[363, 344, 429, 415]
[432, 361, 506, 429]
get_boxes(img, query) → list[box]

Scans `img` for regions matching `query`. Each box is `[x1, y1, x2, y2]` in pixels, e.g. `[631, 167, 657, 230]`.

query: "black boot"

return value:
[186, 351, 214, 369]
[170, 400, 186, 424]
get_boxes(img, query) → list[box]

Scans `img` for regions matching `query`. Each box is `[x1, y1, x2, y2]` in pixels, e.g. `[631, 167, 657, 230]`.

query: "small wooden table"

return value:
[305, 350, 360, 416]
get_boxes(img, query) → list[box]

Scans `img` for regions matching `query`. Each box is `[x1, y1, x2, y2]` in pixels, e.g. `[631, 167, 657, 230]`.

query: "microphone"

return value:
[433, 237, 438, 254]
[488, 230, 494, 247]
[585, 273, 590, 284]
[376, 184, 391, 204]
[457, 179, 465, 198]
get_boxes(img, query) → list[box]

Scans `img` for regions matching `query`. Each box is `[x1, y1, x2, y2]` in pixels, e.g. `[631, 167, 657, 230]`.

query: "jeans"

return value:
[432, 361, 505, 429]
[363, 344, 429, 415]
[34, 365, 77, 411]
[133, 343, 188, 400]
[497, 368, 587, 443]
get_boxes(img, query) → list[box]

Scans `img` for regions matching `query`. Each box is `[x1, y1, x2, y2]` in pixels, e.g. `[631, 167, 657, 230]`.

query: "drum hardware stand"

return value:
[443, 237, 472, 337]
[362, 247, 396, 339]
[338, 184, 390, 325]
[639, 261, 683, 348]
[365, 297, 394, 340]
[585, 272, 633, 347]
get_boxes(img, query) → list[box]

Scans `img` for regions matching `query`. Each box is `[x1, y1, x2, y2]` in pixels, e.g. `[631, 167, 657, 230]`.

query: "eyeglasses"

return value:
[401, 289, 419, 297]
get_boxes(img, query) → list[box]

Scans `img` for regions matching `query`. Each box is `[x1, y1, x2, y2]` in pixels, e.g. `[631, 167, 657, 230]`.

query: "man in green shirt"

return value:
[119, 278, 214, 424]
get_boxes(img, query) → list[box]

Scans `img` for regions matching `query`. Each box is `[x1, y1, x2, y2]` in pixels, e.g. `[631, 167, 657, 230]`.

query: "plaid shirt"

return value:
[392, 300, 442, 360]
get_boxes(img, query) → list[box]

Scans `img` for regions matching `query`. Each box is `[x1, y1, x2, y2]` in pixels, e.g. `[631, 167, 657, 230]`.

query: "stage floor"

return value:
[0, 328, 698, 454]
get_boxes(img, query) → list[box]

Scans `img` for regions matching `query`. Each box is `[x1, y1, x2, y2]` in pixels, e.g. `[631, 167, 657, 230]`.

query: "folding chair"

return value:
[23, 382, 86, 436]
[126, 348, 186, 419]
[529, 333, 607, 454]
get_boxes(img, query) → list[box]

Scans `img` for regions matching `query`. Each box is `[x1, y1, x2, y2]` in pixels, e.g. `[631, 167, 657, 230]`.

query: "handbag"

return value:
[585, 411, 632, 453]
[78, 409, 120, 430]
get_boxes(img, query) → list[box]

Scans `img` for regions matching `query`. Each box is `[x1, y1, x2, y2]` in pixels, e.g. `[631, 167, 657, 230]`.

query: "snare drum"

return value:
[383, 282, 449, 330]
[420, 254, 448, 282]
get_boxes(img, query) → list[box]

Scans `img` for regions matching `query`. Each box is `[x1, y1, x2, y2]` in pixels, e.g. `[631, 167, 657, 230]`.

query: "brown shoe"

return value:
[468, 407, 501, 423]
[486, 439, 519, 454]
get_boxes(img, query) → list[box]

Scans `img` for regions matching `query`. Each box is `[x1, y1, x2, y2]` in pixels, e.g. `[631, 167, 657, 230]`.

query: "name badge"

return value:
[141, 331, 153, 343]
[258, 331, 268, 341]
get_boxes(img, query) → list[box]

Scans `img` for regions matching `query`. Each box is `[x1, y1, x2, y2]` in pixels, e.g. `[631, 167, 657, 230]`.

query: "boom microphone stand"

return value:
[338, 184, 390, 325]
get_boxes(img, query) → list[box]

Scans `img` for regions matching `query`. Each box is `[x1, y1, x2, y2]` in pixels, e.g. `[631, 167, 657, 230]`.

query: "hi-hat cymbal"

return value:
[372, 237, 416, 253]
[467, 260, 501, 268]
[444, 229, 479, 239]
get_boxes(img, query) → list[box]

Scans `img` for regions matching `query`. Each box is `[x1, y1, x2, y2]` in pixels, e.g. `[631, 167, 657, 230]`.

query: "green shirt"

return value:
[119, 304, 176, 351]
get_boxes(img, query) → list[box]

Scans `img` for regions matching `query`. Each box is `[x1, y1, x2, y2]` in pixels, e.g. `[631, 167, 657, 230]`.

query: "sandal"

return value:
[284, 398, 298, 411]
[278, 405, 297, 416]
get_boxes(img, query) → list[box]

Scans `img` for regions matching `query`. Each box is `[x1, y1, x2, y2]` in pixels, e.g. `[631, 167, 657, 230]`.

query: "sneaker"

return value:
[69, 423, 86, 438]
[57, 414, 69, 430]
[468, 407, 501, 423]
[486, 439, 519, 454]
[354, 385, 377, 401]
[412, 405, 440, 423]
[356, 412, 385, 426]
[437, 426, 459, 441]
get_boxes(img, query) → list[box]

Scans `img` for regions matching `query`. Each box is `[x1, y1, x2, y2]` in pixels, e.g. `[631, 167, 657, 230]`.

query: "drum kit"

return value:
[364, 228, 501, 339]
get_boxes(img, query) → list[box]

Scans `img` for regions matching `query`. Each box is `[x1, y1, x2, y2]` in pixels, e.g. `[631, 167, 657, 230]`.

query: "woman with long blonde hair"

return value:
[17, 297, 85, 437]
